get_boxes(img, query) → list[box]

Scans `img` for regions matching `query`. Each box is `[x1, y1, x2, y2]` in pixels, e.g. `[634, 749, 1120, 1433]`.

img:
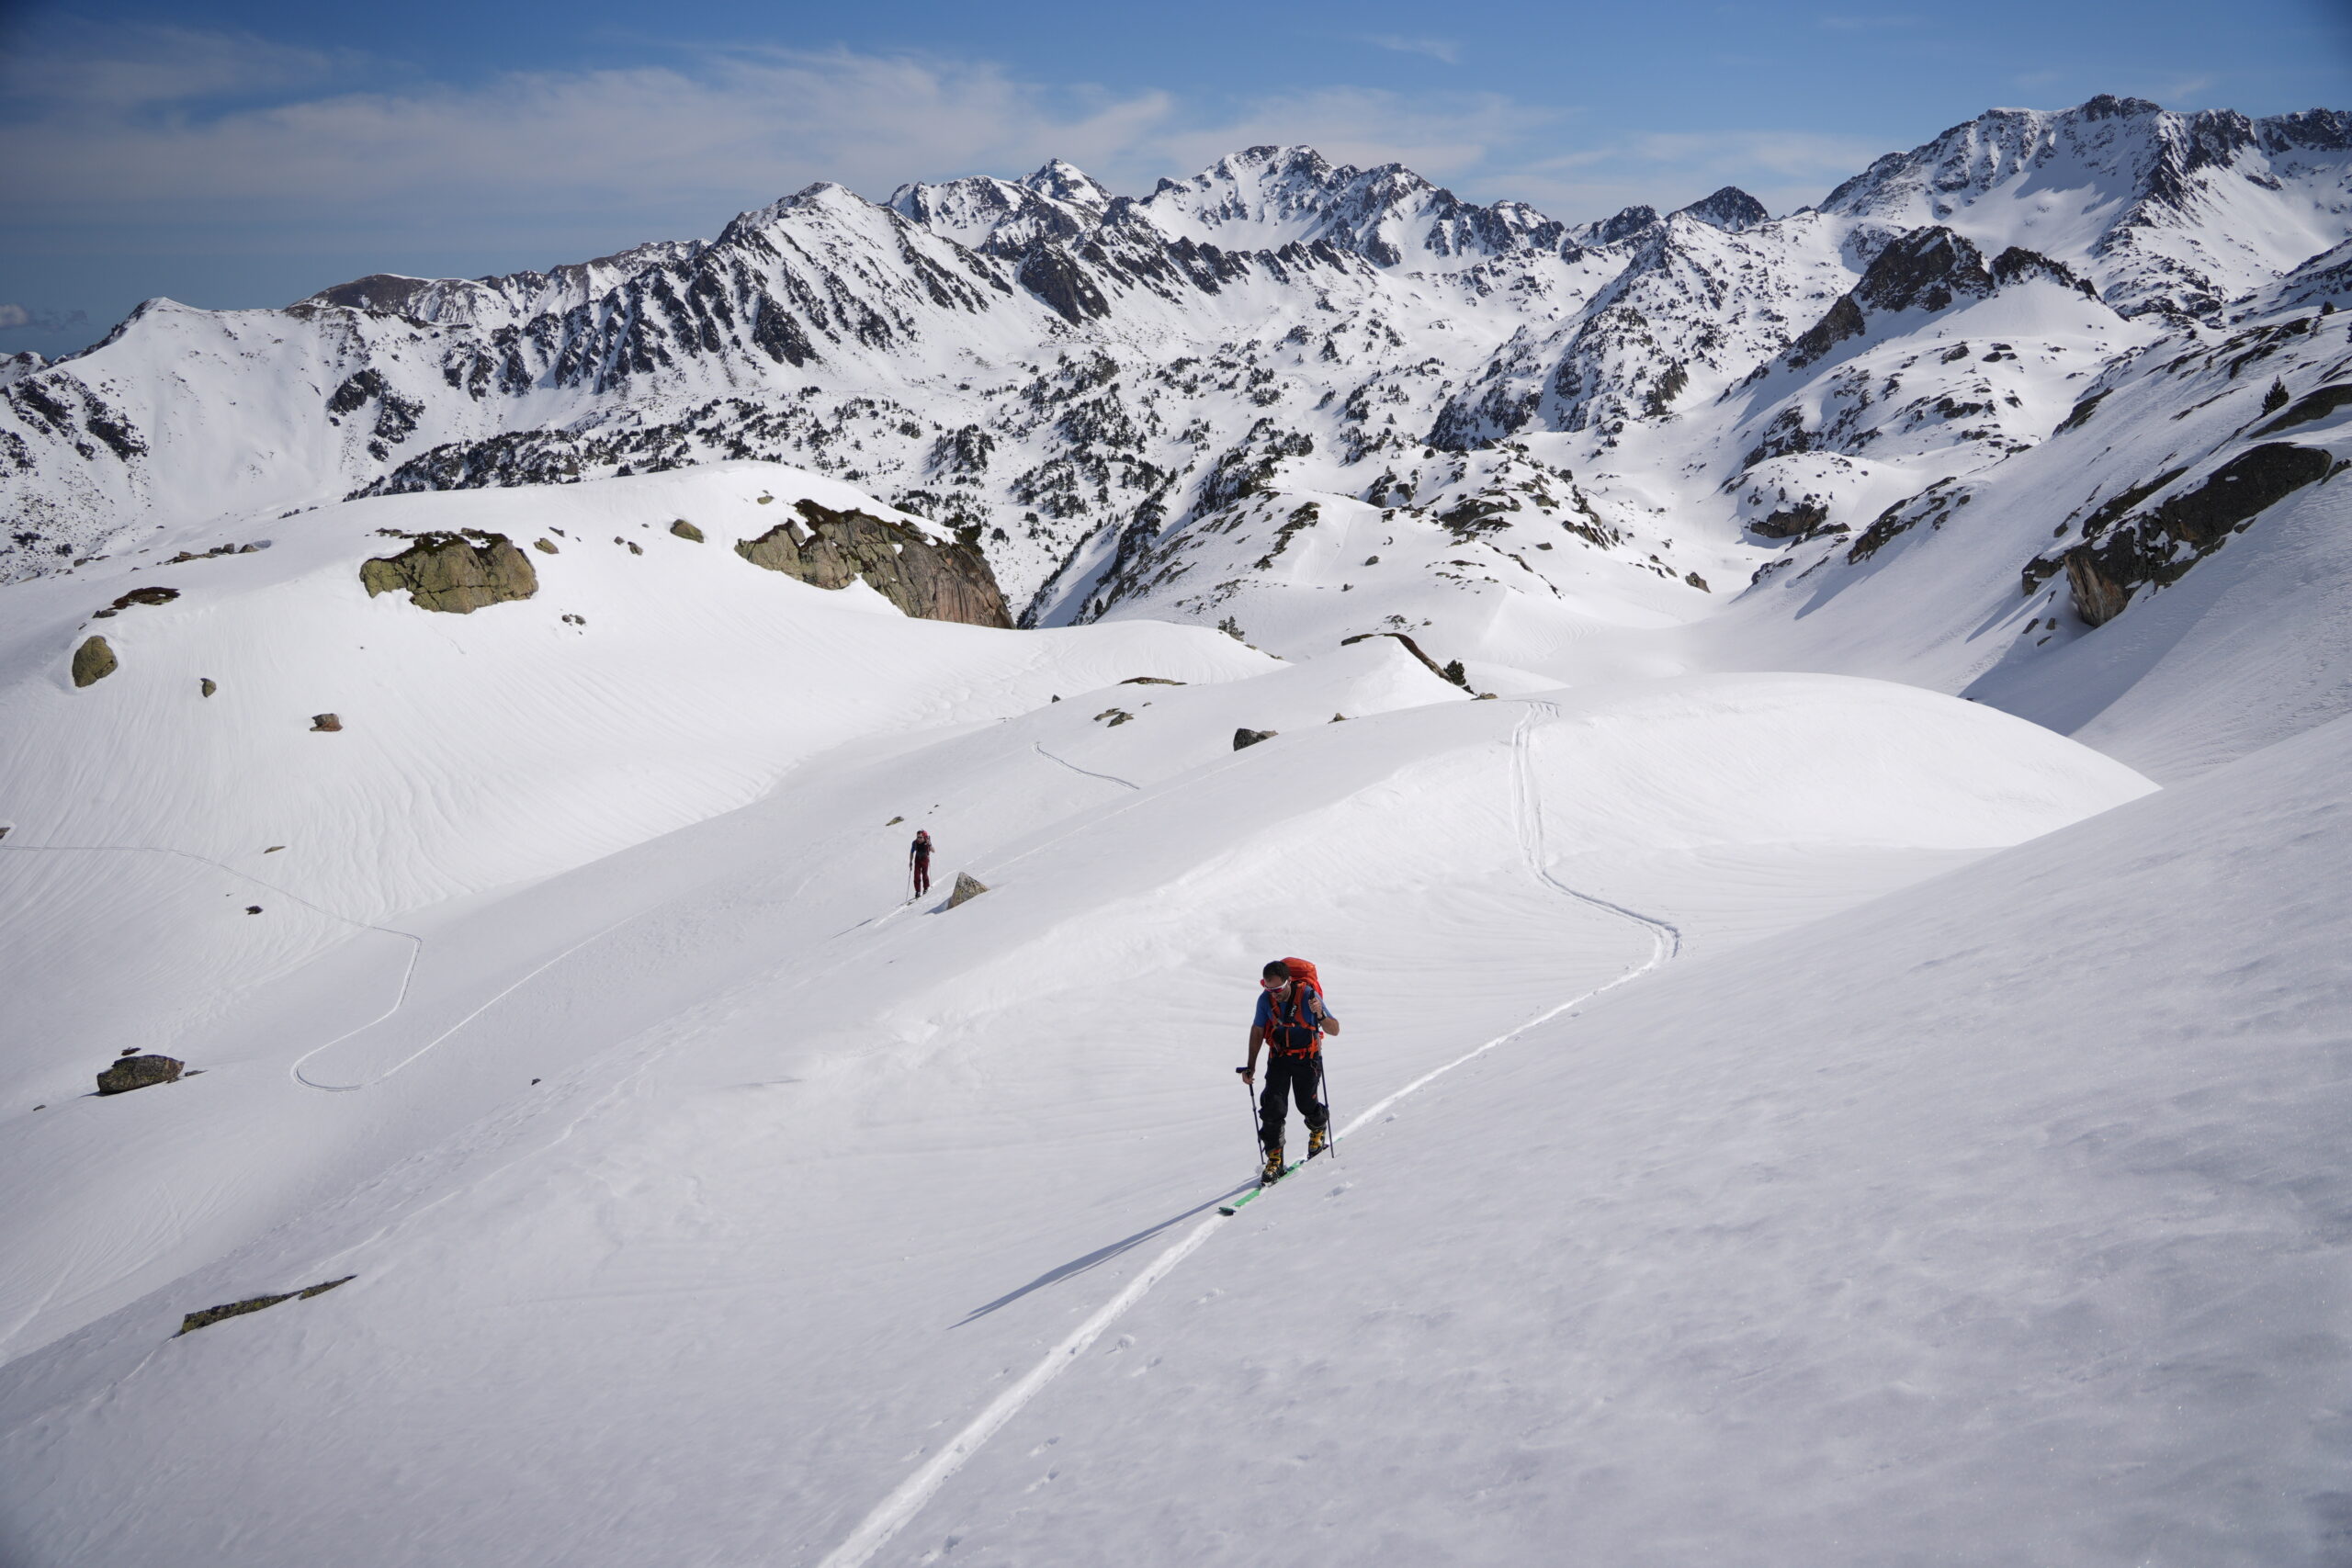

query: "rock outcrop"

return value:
[944, 871, 989, 908]
[177, 1276, 355, 1336]
[360, 531, 538, 613]
[97, 1054, 183, 1094]
[1233, 728, 1277, 750]
[311, 713, 343, 731]
[71, 635, 117, 686]
[735, 500, 1012, 627]
[2060, 444, 2335, 625]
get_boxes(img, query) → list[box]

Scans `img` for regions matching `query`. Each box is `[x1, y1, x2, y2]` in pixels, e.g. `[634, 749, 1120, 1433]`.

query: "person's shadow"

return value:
[952, 1182, 1254, 1327]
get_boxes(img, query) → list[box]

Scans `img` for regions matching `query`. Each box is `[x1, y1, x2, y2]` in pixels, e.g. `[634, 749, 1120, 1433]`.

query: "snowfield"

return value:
[21, 455, 2330, 1567]
[6, 88, 2352, 1568]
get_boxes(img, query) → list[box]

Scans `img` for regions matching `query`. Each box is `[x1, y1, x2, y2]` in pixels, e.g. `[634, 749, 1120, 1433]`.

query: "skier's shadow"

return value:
[952, 1184, 1254, 1327]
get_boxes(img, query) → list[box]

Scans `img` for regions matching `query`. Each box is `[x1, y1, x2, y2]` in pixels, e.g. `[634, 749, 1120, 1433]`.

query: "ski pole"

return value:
[1317, 1051, 1337, 1162]
[1236, 1066, 1261, 1160]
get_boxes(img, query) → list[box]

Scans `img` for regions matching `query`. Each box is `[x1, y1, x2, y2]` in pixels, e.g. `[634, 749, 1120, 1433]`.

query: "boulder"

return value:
[97, 1054, 183, 1095]
[735, 500, 1012, 627]
[71, 635, 117, 687]
[670, 519, 706, 542]
[199, 677, 216, 697]
[1234, 728, 1278, 750]
[311, 713, 342, 732]
[944, 871, 989, 908]
[360, 531, 537, 613]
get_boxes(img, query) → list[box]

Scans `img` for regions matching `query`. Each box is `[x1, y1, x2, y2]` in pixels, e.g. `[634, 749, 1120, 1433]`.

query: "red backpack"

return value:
[1266, 957, 1328, 1055]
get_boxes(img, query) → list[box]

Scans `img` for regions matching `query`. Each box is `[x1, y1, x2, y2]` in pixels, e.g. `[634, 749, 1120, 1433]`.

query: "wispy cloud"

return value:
[0, 20, 1911, 303]
[1814, 12, 1925, 30]
[1358, 34, 1463, 65]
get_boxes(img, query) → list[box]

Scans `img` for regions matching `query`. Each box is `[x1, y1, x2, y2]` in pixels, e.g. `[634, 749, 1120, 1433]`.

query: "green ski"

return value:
[1218, 1163, 1300, 1214]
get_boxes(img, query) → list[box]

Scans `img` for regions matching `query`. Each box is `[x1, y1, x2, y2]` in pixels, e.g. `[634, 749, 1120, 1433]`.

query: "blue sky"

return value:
[2, 0, 2347, 352]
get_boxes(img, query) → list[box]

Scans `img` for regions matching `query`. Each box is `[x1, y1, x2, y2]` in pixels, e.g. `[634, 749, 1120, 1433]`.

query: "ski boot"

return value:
[1260, 1146, 1285, 1184]
[1308, 1124, 1329, 1158]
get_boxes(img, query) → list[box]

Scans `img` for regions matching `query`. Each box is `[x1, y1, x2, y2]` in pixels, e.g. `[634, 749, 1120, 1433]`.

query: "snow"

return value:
[6, 93, 2352, 1564]
[0, 457, 2184, 1563]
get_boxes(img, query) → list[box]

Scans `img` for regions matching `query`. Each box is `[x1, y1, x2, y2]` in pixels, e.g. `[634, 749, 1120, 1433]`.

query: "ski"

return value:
[1218, 1163, 1301, 1215]
[1217, 1145, 1334, 1215]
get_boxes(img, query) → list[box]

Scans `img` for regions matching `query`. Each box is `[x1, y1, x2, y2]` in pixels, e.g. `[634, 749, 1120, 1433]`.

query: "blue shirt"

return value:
[1254, 986, 1331, 1052]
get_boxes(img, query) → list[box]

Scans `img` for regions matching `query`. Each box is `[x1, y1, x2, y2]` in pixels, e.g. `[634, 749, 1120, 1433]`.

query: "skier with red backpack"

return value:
[1238, 957, 1340, 1185]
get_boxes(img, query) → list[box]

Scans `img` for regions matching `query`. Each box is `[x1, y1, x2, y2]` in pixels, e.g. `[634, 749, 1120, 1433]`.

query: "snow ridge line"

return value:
[810, 703, 1681, 1568]
[1030, 739, 1141, 789]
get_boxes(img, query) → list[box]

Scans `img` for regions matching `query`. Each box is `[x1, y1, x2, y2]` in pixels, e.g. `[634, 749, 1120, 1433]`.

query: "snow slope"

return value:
[0, 454, 2162, 1562]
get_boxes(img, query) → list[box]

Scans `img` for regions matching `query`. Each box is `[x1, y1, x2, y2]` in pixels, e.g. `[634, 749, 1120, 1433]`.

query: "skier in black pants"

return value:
[909, 829, 933, 897]
[1241, 959, 1340, 1182]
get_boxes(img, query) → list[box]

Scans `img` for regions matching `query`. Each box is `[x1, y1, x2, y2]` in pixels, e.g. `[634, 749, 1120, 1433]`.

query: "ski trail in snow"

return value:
[0, 840, 427, 1070]
[289, 911, 641, 1091]
[1029, 739, 1140, 790]
[811, 701, 1681, 1568]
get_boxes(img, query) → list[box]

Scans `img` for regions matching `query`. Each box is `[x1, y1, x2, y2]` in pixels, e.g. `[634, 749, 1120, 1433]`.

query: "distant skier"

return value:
[1239, 958, 1339, 1183]
[909, 829, 933, 897]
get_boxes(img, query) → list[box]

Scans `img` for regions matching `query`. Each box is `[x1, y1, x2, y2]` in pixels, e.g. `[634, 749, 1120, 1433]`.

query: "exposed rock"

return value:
[944, 871, 990, 908]
[360, 531, 538, 613]
[2146, 443, 2333, 548]
[1684, 571, 1711, 592]
[311, 713, 343, 731]
[1119, 676, 1185, 685]
[1751, 502, 1833, 540]
[71, 635, 116, 687]
[1094, 707, 1134, 726]
[2061, 444, 2334, 625]
[91, 584, 179, 618]
[97, 1054, 183, 1095]
[199, 677, 216, 697]
[532, 537, 559, 554]
[670, 518, 706, 542]
[734, 499, 1012, 627]
[2254, 382, 2352, 435]
[1338, 630, 1470, 687]
[177, 1275, 355, 1337]
[1234, 728, 1277, 750]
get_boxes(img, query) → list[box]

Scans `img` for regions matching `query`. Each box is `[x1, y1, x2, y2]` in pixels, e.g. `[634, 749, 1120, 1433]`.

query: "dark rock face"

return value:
[2144, 443, 2334, 548]
[1233, 728, 1277, 750]
[97, 1054, 183, 1094]
[1019, 246, 1111, 324]
[1752, 501, 1832, 539]
[1677, 186, 1770, 232]
[2255, 383, 2352, 435]
[360, 531, 538, 612]
[2059, 444, 2334, 625]
[944, 871, 989, 908]
[1853, 227, 1994, 315]
[177, 1275, 354, 1336]
[71, 635, 117, 686]
[734, 499, 1012, 626]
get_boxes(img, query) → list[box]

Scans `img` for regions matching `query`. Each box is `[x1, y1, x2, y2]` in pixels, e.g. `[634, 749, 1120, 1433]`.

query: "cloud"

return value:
[0, 19, 1905, 298]
[0, 305, 28, 329]
[1358, 35, 1463, 65]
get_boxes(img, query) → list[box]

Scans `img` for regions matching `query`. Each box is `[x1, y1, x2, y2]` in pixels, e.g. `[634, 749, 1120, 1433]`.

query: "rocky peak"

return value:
[1676, 186, 1770, 232]
[1021, 159, 1114, 209]
[1854, 226, 1994, 314]
[1575, 206, 1663, 249]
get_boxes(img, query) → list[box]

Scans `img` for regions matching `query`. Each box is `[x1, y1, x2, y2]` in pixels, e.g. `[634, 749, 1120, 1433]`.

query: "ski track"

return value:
[811, 700, 1680, 1568]
[1029, 739, 1141, 790]
[0, 840, 429, 1081]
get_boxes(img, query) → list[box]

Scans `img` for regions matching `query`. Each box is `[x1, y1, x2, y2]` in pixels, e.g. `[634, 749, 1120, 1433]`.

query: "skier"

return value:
[909, 829, 933, 897]
[1239, 958, 1339, 1183]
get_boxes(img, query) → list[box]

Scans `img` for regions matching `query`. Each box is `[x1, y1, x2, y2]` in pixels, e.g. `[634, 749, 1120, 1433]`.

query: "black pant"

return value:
[1259, 1051, 1327, 1152]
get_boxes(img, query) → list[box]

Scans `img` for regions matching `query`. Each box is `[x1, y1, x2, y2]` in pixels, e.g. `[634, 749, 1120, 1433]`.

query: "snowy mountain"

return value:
[6, 96, 2352, 1565]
